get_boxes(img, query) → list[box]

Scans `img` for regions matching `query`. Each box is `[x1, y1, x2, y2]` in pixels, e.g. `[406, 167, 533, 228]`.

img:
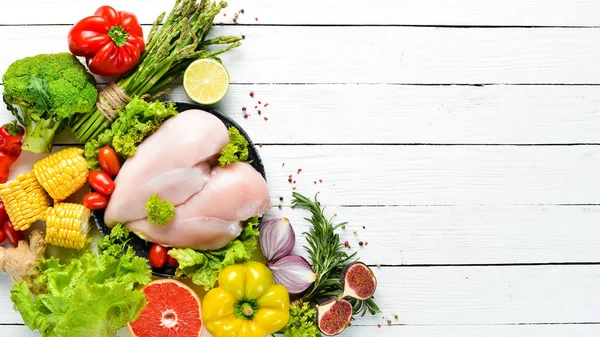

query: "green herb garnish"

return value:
[219, 126, 249, 167]
[282, 302, 321, 337]
[145, 194, 175, 227]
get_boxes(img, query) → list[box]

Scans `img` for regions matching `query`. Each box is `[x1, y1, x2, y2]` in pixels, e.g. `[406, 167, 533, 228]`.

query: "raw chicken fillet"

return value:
[104, 109, 271, 250]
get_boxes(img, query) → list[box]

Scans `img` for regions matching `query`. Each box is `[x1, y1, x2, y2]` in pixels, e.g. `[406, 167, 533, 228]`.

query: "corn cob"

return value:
[45, 203, 91, 250]
[33, 148, 88, 201]
[0, 171, 51, 231]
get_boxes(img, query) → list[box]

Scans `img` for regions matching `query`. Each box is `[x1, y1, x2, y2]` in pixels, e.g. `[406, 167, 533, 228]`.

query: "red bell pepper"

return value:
[0, 121, 24, 184]
[68, 5, 145, 76]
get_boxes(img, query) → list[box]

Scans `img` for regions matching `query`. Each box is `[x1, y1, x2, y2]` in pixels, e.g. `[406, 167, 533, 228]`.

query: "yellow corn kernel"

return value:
[45, 203, 91, 250]
[0, 171, 51, 231]
[33, 148, 88, 201]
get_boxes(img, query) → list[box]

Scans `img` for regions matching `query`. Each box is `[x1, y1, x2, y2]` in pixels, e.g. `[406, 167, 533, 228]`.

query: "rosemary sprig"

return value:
[291, 192, 355, 303]
[291, 192, 381, 316]
[349, 297, 381, 317]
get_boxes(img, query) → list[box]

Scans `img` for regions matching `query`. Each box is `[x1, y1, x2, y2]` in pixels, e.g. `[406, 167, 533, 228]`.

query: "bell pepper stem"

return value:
[234, 299, 259, 320]
[108, 26, 129, 47]
[241, 303, 254, 317]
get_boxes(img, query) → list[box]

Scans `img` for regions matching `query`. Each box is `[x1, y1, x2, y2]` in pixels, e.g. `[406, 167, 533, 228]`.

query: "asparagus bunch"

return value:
[71, 0, 242, 142]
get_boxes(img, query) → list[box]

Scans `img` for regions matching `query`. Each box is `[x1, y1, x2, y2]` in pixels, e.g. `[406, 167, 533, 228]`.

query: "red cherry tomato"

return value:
[83, 192, 109, 210]
[98, 146, 121, 176]
[167, 249, 179, 268]
[89, 170, 115, 195]
[0, 201, 8, 226]
[149, 243, 167, 269]
[0, 229, 5, 244]
[3, 220, 23, 247]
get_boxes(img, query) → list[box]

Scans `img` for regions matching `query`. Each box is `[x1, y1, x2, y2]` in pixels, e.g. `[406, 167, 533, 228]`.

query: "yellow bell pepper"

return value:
[203, 261, 290, 337]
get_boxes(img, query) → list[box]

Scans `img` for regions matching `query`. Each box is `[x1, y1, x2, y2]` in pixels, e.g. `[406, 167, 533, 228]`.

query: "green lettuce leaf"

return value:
[169, 217, 260, 291]
[11, 224, 151, 337]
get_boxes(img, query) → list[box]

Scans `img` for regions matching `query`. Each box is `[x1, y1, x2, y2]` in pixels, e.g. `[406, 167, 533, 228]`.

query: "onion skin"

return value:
[259, 217, 295, 262]
[268, 255, 316, 294]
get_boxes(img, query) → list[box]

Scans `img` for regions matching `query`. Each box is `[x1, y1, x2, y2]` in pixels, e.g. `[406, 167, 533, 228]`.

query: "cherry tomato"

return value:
[0, 201, 8, 226]
[0, 229, 5, 244]
[3, 220, 23, 247]
[98, 146, 121, 176]
[89, 170, 115, 195]
[149, 243, 167, 269]
[83, 192, 109, 210]
[167, 249, 179, 268]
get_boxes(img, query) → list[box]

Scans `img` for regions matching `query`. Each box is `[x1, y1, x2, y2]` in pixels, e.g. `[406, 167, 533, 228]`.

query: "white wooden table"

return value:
[2, 0, 600, 336]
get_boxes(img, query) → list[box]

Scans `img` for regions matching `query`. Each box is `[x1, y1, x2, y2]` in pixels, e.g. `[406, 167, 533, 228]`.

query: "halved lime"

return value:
[183, 58, 230, 105]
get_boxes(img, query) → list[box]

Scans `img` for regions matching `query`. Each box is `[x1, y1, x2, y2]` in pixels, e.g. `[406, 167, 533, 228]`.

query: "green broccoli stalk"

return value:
[145, 195, 175, 227]
[2, 53, 98, 153]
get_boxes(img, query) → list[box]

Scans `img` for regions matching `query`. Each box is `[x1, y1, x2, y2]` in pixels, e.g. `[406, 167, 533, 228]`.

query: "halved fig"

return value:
[316, 297, 353, 336]
[341, 262, 377, 300]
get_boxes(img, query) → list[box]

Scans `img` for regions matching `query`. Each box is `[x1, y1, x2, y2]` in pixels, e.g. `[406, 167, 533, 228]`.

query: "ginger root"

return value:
[0, 230, 46, 293]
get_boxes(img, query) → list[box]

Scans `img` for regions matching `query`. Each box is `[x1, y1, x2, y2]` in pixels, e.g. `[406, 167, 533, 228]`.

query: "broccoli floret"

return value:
[145, 195, 175, 227]
[2, 53, 97, 153]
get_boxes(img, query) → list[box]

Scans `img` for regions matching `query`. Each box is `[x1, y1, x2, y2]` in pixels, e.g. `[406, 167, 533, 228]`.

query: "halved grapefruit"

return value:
[128, 279, 203, 337]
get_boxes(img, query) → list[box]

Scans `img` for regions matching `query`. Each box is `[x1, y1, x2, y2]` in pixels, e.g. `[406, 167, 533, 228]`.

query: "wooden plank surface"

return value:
[256, 145, 600, 206]
[5, 84, 600, 145]
[2, 26, 600, 85]
[2, 0, 599, 336]
[2, 265, 599, 325]
[279, 205, 600, 265]
[2, 0, 600, 26]
[5, 323, 600, 337]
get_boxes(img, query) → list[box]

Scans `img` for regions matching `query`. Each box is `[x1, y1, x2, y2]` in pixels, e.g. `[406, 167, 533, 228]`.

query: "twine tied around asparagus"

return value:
[96, 83, 173, 122]
[96, 83, 131, 122]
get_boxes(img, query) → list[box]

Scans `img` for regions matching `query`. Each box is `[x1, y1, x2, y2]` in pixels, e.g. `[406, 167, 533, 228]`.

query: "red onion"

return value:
[259, 217, 295, 262]
[268, 255, 316, 294]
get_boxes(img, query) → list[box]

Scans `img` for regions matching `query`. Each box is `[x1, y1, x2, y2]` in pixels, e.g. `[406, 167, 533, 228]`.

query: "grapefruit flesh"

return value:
[128, 279, 203, 337]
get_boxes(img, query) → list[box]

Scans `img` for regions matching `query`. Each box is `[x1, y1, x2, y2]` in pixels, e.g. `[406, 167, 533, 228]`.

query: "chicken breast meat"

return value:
[104, 109, 271, 250]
